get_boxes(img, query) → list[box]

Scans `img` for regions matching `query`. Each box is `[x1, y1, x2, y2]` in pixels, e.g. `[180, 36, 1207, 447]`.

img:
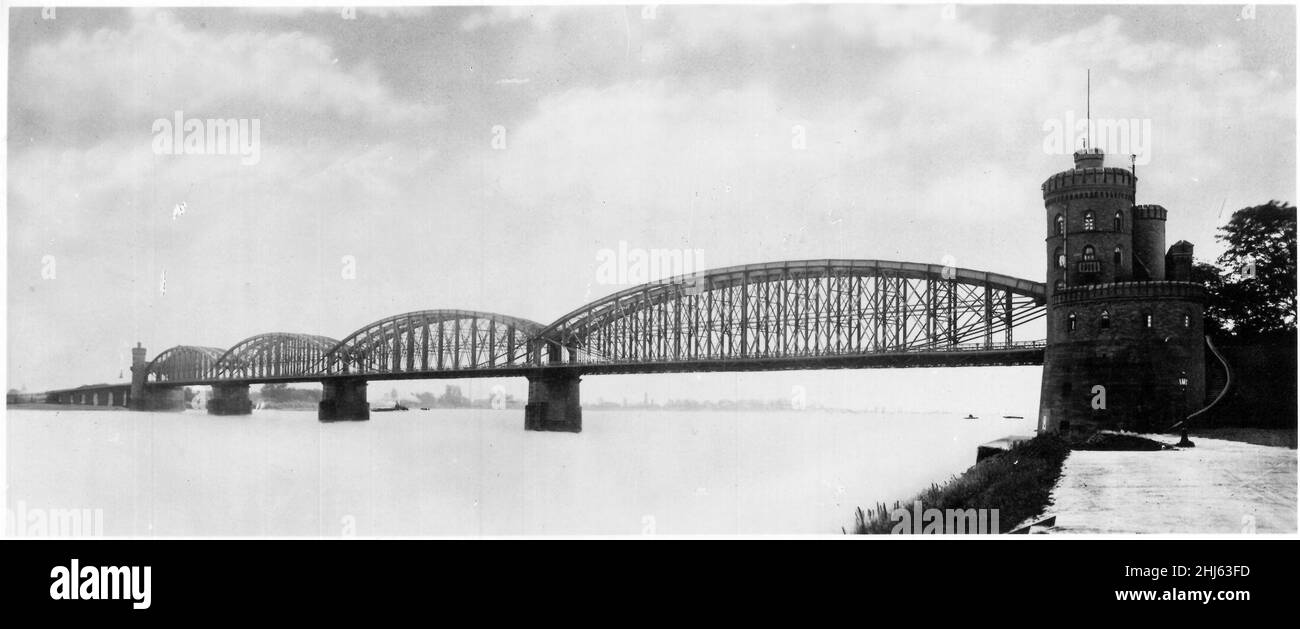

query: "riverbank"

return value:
[1179, 427, 1297, 449]
[255, 401, 318, 411]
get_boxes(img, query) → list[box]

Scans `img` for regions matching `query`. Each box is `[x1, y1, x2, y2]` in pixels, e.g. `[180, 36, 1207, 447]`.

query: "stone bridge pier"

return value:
[319, 378, 369, 422]
[208, 383, 253, 415]
[134, 386, 186, 411]
[524, 341, 582, 432]
[525, 372, 582, 433]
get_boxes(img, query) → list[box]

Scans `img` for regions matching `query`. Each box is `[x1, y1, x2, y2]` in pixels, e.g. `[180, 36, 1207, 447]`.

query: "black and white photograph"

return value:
[1, 0, 1297, 609]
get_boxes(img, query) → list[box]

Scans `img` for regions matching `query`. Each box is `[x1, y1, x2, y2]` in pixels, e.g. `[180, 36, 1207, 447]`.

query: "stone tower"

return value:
[1038, 149, 1206, 433]
[129, 342, 148, 409]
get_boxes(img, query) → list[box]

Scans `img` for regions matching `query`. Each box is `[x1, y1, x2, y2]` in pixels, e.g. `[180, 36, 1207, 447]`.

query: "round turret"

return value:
[1131, 204, 1167, 280]
[1072, 147, 1105, 169]
[1043, 151, 1136, 302]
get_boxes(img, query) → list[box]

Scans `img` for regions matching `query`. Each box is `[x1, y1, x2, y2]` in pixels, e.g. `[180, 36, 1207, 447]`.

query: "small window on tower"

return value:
[1100, 310, 1111, 329]
[1083, 211, 1095, 231]
[1055, 247, 1066, 269]
[1083, 245, 1096, 261]
[1183, 314, 1191, 328]
[1114, 211, 1123, 232]
[1067, 313, 1077, 332]
[1054, 280, 1065, 291]
[1143, 312, 1153, 329]
[1113, 246, 1122, 266]
[1055, 214, 1064, 236]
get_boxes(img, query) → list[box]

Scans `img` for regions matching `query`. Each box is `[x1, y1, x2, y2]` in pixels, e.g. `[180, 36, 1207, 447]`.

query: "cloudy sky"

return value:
[6, 4, 1294, 408]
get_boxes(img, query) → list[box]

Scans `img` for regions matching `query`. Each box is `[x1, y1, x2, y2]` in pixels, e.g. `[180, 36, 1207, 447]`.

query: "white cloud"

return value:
[236, 7, 433, 19]
[459, 6, 565, 32]
[17, 10, 431, 128]
[493, 80, 877, 219]
[638, 5, 995, 55]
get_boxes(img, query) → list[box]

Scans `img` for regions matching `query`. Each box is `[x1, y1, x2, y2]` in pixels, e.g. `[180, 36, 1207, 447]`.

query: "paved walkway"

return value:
[1045, 434, 1297, 534]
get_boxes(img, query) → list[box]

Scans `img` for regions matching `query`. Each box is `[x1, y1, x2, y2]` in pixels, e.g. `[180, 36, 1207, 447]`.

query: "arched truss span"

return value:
[536, 259, 1047, 365]
[144, 346, 227, 382]
[213, 333, 340, 379]
[321, 309, 545, 375]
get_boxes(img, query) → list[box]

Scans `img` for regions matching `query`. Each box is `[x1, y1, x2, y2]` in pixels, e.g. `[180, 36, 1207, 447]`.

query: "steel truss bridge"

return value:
[142, 260, 1047, 387]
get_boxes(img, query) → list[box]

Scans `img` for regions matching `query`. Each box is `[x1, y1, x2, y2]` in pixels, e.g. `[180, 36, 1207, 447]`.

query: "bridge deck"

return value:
[146, 344, 1045, 387]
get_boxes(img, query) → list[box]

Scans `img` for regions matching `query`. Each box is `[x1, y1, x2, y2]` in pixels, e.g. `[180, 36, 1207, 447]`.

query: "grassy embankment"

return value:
[849, 430, 1178, 534]
[851, 434, 1070, 534]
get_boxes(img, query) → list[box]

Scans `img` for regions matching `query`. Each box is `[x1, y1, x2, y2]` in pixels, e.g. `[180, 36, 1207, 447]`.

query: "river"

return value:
[4, 407, 1036, 535]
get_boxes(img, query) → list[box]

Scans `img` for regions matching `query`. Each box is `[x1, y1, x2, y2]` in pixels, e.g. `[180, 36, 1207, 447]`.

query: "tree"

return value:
[1201, 201, 1296, 336]
[259, 383, 319, 403]
[440, 385, 469, 407]
[261, 383, 290, 401]
[1191, 261, 1227, 336]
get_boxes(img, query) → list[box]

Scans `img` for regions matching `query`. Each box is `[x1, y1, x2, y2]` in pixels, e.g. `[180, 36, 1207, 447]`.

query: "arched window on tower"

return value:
[1100, 310, 1111, 329]
[1083, 211, 1095, 231]
[1067, 313, 1077, 332]
[1114, 211, 1123, 232]
[1054, 247, 1066, 269]
[1055, 214, 1064, 236]
[1143, 312, 1153, 329]
[1113, 246, 1122, 266]
[1054, 280, 1065, 291]
[1183, 313, 1191, 329]
[1083, 245, 1096, 261]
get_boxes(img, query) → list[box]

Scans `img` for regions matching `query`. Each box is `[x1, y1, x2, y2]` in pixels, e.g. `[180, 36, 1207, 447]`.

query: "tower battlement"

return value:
[1132, 204, 1168, 221]
[1041, 167, 1136, 202]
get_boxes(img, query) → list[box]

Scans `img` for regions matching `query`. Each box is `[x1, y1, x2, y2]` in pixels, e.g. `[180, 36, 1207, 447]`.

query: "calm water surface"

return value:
[5, 408, 1035, 535]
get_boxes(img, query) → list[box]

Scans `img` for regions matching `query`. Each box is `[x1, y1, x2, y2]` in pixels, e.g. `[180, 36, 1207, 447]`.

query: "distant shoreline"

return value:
[6, 403, 1022, 417]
